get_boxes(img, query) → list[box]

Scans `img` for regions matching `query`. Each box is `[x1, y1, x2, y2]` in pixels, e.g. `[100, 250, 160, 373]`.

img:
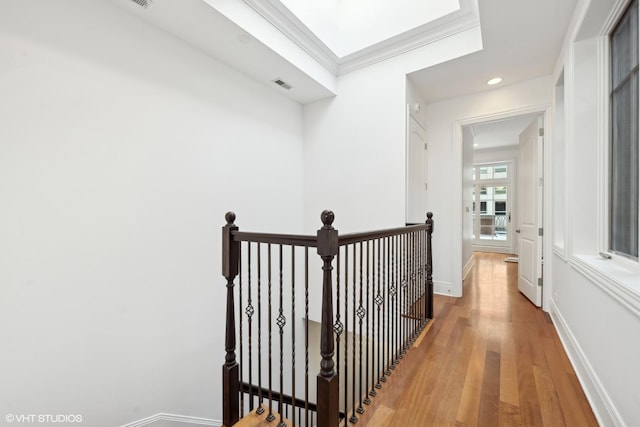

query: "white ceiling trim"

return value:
[243, 0, 340, 74]
[245, 0, 480, 76]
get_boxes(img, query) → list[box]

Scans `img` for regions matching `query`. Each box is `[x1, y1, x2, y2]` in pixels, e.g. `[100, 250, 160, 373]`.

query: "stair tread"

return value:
[232, 404, 293, 427]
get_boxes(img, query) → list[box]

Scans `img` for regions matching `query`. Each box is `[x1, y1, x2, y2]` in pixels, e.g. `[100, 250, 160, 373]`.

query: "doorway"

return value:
[461, 112, 545, 306]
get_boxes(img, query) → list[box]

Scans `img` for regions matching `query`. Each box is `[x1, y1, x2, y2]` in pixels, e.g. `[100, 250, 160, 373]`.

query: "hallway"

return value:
[355, 252, 598, 427]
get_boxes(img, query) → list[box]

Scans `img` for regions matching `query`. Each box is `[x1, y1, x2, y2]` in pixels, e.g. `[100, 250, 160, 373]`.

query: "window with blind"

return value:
[610, 0, 639, 259]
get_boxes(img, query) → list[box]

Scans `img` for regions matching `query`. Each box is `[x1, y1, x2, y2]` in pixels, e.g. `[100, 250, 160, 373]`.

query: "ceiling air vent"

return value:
[272, 79, 293, 90]
[129, 0, 153, 9]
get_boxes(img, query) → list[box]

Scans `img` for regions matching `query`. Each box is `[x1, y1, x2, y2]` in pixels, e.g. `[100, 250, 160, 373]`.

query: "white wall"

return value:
[302, 25, 483, 235]
[406, 78, 429, 224]
[425, 76, 552, 296]
[0, 1, 304, 426]
[549, 0, 640, 425]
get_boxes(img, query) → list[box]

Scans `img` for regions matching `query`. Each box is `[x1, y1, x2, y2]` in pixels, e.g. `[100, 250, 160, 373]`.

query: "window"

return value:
[472, 162, 512, 245]
[610, 0, 639, 259]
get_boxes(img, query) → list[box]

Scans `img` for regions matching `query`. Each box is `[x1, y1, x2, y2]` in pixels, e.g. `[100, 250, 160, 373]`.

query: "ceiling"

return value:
[409, 0, 577, 103]
[277, 0, 460, 57]
[109, 0, 577, 106]
[469, 114, 540, 151]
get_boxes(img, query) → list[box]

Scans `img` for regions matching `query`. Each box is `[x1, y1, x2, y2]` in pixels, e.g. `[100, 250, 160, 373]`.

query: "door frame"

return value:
[453, 104, 553, 311]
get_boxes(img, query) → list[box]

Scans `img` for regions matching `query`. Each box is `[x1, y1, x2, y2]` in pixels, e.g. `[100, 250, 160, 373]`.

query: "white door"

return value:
[517, 117, 543, 306]
[472, 162, 513, 251]
[406, 114, 427, 223]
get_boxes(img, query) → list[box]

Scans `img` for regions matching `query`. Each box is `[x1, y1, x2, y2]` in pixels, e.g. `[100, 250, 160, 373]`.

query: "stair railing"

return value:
[222, 210, 434, 427]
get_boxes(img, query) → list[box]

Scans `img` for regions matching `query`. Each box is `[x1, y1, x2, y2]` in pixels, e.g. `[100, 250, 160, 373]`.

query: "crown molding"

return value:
[244, 0, 481, 77]
[243, 0, 339, 74]
[338, 11, 479, 75]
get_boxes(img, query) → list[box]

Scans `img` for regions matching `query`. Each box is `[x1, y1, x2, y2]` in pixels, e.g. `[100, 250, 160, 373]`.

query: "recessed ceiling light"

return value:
[473, 143, 479, 147]
[487, 77, 502, 86]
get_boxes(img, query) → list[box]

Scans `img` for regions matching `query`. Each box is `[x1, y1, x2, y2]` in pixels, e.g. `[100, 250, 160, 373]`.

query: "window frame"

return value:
[608, 0, 640, 260]
[598, 0, 640, 272]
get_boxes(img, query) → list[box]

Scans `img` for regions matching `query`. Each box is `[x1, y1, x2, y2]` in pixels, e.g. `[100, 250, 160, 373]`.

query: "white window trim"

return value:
[570, 0, 640, 318]
[599, 0, 640, 264]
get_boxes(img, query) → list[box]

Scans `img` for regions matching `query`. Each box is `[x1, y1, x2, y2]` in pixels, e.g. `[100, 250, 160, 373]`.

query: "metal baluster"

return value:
[267, 244, 275, 422]
[334, 247, 343, 416]
[375, 238, 382, 390]
[343, 246, 349, 427]
[426, 212, 434, 320]
[391, 235, 398, 369]
[239, 244, 244, 416]
[409, 232, 416, 344]
[257, 244, 264, 414]
[399, 234, 408, 359]
[291, 246, 296, 427]
[369, 239, 377, 399]
[277, 245, 286, 427]
[363, 240, 371, 406]
[246, 243, 255, 411]
[350, 243, 358, 424]
[385, 237, 392, 376]
[356, 241, 365, 415]
[304, 247, 309, 427]
[380, 237, 388, 383]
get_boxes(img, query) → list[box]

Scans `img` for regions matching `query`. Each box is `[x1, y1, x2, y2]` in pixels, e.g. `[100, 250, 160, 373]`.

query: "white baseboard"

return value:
[550, 301, 622, 427]
[434, 280, 453, 296]
[120, 414, 221, 427]
[471, 245, 514, 254]
[463, 255, 475, 281]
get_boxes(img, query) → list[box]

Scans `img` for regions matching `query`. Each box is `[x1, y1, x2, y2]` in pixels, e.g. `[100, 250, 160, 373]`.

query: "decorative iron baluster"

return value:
[350, 243, 357, 424]
[375, 238, 382, 390]
[304, 247, 309, 427]
[389, 236, 400, 369]
[343, 245, 349, 427]
[401, 233, 408, 357]
[277, 245, 286, 427]
[267, 244, 275, 422]
[380, 237, 391, 376]
[363, 240, 371, 406]
[356, 241, 365, 415]
[246, 243, 255, 412]
[334, 248, 342, 402]
[290, 246, 296, 427]
[239, 244, 244, 416]
[257, 244, 264, 414]
[364, 239, 377, 405]
[380, 237, 388, 382]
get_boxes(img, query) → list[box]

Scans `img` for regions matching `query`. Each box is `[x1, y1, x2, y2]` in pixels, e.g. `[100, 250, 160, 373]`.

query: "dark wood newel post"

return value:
[425, 212, 434, 320]
[222, 212, 240, 427]
[316, 210, 339, 427]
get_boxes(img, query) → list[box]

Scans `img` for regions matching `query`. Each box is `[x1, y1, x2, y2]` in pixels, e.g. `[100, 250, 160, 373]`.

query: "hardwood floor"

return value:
[354, 252, 598, 427]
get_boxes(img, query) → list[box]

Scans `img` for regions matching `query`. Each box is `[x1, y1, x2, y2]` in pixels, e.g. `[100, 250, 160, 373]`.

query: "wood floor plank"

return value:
[455, 321, 488, 426]
[320, 252, 599, 427]
[499, 322, 520, 407]
[477, 350, 501, 427]
[533, 364, 566, 427]
[499, 401, 524, 427]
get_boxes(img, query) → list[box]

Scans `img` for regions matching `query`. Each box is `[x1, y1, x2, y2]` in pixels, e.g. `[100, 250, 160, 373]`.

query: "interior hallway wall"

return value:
[425, 76, 552, 296]
[302, 26, 483, 307]
[0, 1, 305, 425]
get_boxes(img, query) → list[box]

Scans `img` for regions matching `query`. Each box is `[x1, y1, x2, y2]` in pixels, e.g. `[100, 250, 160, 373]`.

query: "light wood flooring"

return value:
[353, 251, 598, 427]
